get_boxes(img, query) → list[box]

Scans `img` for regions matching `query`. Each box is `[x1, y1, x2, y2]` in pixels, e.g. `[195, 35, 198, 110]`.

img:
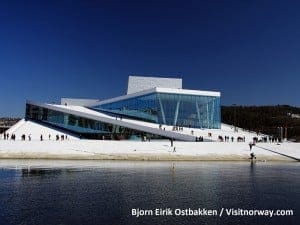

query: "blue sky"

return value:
[0, 0, 300, 117]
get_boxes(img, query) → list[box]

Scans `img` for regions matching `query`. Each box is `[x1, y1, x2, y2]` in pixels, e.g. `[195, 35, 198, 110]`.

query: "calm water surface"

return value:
[0, 160, 299, 225]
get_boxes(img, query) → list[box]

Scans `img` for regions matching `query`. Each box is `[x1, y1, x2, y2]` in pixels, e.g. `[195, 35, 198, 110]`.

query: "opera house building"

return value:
[24, 76, 221, 141]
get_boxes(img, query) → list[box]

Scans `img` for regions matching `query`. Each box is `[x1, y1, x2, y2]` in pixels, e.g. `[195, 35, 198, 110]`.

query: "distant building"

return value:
[291, 114, 300, 119]
[0, 118, 20, 133]
[287, 113, 300, 119]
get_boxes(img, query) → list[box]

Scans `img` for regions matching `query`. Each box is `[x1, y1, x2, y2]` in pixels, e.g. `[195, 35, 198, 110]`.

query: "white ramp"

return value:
[27, 102, 196, 141]
[5, 120, 79, 141]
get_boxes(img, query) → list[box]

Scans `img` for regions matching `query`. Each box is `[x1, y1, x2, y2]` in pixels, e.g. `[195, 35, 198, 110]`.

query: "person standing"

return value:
[249, 142, 253, 151]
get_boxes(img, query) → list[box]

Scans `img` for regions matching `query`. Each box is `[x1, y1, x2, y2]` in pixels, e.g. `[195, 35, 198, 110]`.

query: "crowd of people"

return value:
[195, 136, 204, 142]
[260, 136, 282, 143]
[1, 132, 68, 141]
[218, 135, 246, 142]
[172, 126, 184, 132]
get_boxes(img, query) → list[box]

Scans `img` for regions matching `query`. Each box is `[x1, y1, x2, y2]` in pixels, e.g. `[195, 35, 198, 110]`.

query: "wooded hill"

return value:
[221, 105, 300, 142]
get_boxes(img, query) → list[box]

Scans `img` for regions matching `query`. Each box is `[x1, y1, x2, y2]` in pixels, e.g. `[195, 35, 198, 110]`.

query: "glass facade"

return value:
[25, 103, 163, 140]
[92, 92, 221, 129]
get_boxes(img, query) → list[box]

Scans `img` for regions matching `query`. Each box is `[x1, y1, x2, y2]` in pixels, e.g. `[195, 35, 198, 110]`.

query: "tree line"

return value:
[221, 105, 300, 141]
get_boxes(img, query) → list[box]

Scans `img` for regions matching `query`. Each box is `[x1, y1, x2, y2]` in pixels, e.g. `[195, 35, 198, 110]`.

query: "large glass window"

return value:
[92, 93, 160, 123]
[92, 92, 221, 129]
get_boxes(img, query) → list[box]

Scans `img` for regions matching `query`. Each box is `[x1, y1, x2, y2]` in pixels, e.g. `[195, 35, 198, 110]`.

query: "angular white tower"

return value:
[127, 75, 182, 94]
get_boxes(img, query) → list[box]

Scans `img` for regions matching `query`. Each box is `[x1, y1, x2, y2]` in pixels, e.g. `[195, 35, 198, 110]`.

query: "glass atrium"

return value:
[92, 92, 221, 129]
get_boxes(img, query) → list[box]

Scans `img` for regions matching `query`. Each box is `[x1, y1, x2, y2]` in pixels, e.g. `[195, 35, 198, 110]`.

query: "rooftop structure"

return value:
[127, 75, 182, 94]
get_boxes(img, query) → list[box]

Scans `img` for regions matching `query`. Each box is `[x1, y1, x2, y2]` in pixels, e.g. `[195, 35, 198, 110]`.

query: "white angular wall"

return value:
[127, 75, 182, 94]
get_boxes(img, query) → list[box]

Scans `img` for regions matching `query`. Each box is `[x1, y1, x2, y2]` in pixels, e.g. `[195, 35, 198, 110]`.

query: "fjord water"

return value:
[0, 160, 299, 225]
